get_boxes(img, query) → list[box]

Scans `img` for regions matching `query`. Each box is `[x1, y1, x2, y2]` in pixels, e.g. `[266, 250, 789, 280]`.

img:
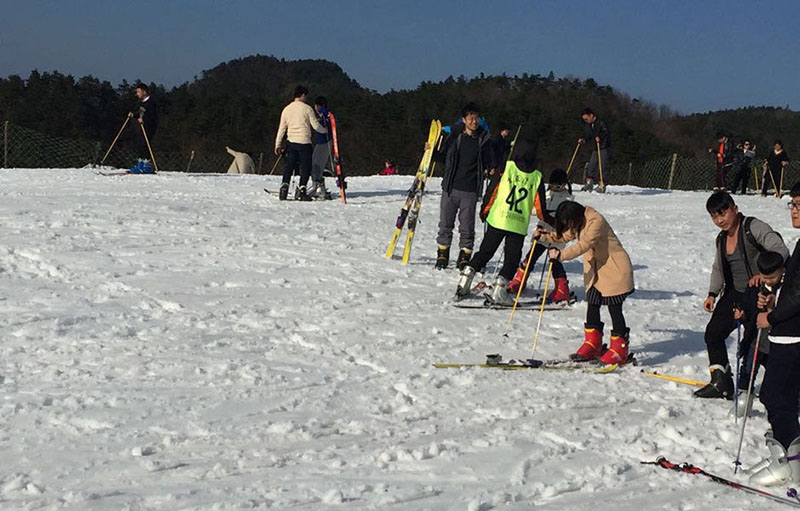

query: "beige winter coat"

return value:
[226, 147, 256, 174]
[274, 100, 326, 148]
[541, 206, 634, 297]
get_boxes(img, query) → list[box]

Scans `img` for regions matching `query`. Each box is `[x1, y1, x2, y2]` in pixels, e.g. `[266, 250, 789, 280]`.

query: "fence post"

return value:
[3, 121, 8, 168]
[627, 162, 632, 185]
[668, 153, 678, 190]
[257, 152, 263, 174]
[186, 150, 195, 173]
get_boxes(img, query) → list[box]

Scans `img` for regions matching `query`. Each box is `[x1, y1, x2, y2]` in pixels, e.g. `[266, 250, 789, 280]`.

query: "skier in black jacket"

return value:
[578, 108, 610, 192]
[747, 182, 800, 485]
[432, 103, 497, 270]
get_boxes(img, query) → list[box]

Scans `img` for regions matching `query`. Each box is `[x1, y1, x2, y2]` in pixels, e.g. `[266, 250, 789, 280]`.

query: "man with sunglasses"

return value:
[729, 140, 756, 195]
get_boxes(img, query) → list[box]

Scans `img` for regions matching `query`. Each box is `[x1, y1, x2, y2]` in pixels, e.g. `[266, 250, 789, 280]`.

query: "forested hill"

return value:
[1, 54, 799, 174]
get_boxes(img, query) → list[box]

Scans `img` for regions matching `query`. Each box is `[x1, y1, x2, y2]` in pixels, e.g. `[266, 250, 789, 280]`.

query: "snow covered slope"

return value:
[0, 169, 796, 510]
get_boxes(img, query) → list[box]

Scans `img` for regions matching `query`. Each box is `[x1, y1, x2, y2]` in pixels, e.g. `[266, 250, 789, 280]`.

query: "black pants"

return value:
[282, 142, 313, 187]
[762, 167, 779, 194]
[715, 163, 727, 189]
[704, 291, 742, 368]
[586, 303, 626, 333]
[524, 242, 567, 279]
[135, 126, 156, 160]
[729, 165, 749, 194]
[468, 224, 524, 281]
[760, 342, 800, 449]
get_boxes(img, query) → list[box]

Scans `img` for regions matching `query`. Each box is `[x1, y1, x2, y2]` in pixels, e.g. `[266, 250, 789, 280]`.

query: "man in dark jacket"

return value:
[696, 191, 788, 399]
[489, 125, 511, 174]
[578, 108, 610, 192]
[747, 182, 800, 485]
[433, 103, 496, 270]
[131, 83, 158, 173]
[728, 140, 756, 195]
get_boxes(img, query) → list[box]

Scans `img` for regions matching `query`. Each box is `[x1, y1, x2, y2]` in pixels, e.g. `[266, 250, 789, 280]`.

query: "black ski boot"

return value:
[456, 248, 472, 270]
[435, 245, 450, 270]
[296, 186, 312, 202]
[694, 365, 734, 399]
[278, 183, 289, 201]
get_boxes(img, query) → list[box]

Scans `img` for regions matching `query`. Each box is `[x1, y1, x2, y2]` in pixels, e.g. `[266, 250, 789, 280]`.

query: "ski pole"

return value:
[596, 140, 606, 191]
[733, 321, 741, 424]
[538, 250, 550, 293]
[140, 122, 159, 173]
[269, 153, 283, 175]
[753, 166, 760, 191]
[506, 125, 522, 162]
[529, 261, 554, 362]
[565, 141, 581, 175]
[503, 240, 537, 337]
[734, 293, 768, 473]
[99, 112, 133, 165]
[768, 167, 779, 197]
[779, 166, 786, 198]
[639, 370, 705, 387]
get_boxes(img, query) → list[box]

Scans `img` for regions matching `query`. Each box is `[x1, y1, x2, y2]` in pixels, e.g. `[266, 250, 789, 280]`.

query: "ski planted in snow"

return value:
[327, 112, 347, 204]
[385, 120, 443, 261]
[642, 456, 800, 508]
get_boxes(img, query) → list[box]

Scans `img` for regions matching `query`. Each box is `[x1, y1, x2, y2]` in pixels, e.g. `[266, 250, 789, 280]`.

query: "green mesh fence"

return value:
[1, 121, 272, 174]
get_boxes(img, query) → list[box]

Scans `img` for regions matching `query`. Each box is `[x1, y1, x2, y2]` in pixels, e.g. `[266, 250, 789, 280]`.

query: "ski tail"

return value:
[386, 228, 403, 258]
[643, 457, 800, 508]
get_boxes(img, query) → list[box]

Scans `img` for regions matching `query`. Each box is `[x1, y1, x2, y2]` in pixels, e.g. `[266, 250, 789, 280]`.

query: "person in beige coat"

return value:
[225, 147, 256, 174]
[538, 201, 635, 365]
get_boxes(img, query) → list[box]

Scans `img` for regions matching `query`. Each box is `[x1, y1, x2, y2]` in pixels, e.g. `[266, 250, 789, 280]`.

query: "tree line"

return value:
[1, 55, 798, 174]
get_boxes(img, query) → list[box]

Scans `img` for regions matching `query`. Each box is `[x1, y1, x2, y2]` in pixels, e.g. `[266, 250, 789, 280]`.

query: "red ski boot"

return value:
[546, 277, 570, 303]
[571, 324, 603, 361]
[599, 329, 630, 365]
[507, 267, 529, 295]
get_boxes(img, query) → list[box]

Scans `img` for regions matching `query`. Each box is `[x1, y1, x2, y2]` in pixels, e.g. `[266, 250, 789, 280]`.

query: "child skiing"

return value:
[455, 140, 552, 305]
[747, 183, 800, 485]
[539, 201, 634, 365]
[508, 168, 574, 303]
[696, 191, 787, 399]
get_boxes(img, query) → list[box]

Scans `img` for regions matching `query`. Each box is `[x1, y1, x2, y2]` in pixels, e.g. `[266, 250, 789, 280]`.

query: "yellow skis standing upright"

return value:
[385, 120, 442, 260]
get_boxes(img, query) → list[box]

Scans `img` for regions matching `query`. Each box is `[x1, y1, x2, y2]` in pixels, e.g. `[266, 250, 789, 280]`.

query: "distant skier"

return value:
[538, 201, 635, 365]
[747, 183, 800, 485]
[130, 83, 158, 174]
[708, 132, 733, 191]
[728, 140, 756, 195]
[696, 191, 787, 399]
[508, 168, 574, 303]
[274, 85, 327, 201]
[309, 96, 333, 200]
[380, 159, 397, 176]
[577, 108, 610, 192]
[433, 102, 497, 270]
[762, 140, 789, 197]
[455, 139, 552, 304]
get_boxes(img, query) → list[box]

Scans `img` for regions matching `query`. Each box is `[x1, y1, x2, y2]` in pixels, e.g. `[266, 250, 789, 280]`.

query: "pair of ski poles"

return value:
[565, 140, 605, 191]
[100, 112, 159, 172]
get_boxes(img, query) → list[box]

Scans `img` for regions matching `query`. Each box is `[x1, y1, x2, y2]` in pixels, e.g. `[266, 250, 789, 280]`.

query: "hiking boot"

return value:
[571, 323, 603, 361]
[435, 246, 450, 270]
[278, 183, 289, 201]
[693, 365, 734, 400]
[456, 248, 472, 270]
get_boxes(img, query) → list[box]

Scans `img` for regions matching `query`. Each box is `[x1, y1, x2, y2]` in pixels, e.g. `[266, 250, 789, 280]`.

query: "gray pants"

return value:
[437, 189, 478, 250]
[586, 148, 610, 181]
[312, 142, 330, 182]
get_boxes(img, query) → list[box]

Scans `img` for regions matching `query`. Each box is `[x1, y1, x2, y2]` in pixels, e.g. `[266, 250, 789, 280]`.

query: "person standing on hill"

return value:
[274, 86, 327, 201]
[489, 125, 511, 175]
[577, 108, 610, 192]
[130, 83, 158, 174]
[708, 132, 733, 191]
[762, 140, 790, 197]
[309, 96, 333, 200]
[728, 140, 756, 195]
[432, 102, 497, 270]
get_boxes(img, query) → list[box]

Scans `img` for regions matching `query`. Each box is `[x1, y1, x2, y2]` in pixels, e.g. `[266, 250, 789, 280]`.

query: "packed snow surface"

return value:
[1, 169, 797, 510]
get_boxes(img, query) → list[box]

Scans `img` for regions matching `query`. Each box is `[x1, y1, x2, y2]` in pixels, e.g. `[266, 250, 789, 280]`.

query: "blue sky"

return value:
[1, 0, 797, 113]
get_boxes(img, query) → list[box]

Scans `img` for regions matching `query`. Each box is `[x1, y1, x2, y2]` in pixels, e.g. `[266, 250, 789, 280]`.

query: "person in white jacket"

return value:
[226, 147, 255, 174]
[274, 85, 327, 201]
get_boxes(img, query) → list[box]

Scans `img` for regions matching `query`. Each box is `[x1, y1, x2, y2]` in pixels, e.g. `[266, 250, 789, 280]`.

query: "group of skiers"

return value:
[710, 132, 790, 196]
